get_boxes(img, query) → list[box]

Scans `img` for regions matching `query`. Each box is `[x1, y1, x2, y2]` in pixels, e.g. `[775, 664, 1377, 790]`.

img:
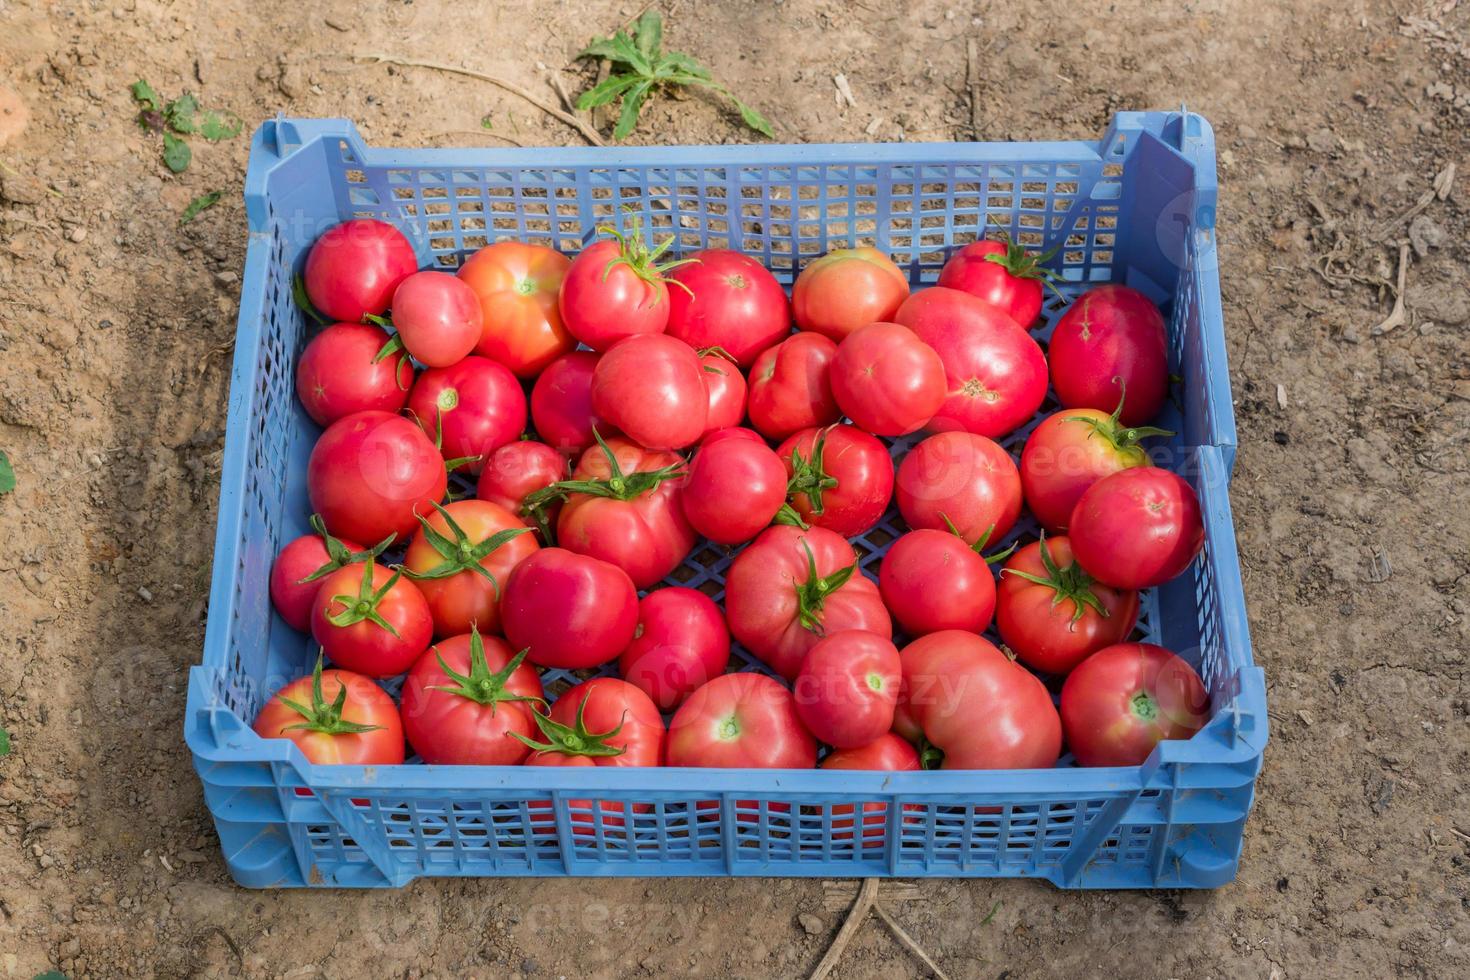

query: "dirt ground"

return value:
[1, 0, 1468, 977]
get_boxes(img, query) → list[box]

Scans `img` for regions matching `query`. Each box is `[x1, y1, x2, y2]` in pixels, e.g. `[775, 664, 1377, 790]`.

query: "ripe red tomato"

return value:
[777, 425, 894, 539]
[878, 528, 996, 637]
[406, 356, 526, 475]
[1061, 642, 1209, 766]
[476, 440, 569, 541]
[591, 334, 708, 451]
[665, 249, 791, 366]
[935, 238, 1054, 328]
[724, 525, 891, 681]
[820, 733, 922, 844]
[500, 548, 639, 669]
[699, 349, 748, 436]
[1019, 404, 1169, 532]
[253, 658, 404, 764]
[309, 560, 433, 678]
[559, 232, 676, 350]
[667, 672, 817, 769]
[303, 219, 418, 323]
[295, 322, 412, 427]
[307, 410, 448, 544]
[618, 588, 731, 711]
[894, 287, 1047, 438]
[794, 630, 902, 749]
[457, 242, 574, 378]
[1068, 467, 1204, 589]
[830, 322, 946, 436]
[792, 248, 910, 341]
[270, 515, 389, 632]
[1049, 285, 1169, 427]
[896, 432, 1021, 546]
[746, 331, 842, 441]
[681, 431, 787, 545]
[401, 500, 538, 638]
[399, 628, 544, 765]
[530, 350, 604, 455]
[996, 537, 1139, 675]
[389, 270, 483, 368]
[551, 435, 696, 588]
[894, 631, 1061, 769]
[522, 678, 666, 767]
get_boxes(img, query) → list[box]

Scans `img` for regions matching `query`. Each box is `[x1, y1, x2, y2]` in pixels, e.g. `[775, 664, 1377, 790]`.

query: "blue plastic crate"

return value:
[187, 114, 1264, 889]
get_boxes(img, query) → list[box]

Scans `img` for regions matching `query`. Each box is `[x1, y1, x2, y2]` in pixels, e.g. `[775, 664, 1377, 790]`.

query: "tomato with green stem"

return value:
[401, 500, 539, 638]
[1049, 285, 1169, 427]
[666, 672, 817, 769]
[936, 236, 1061, 328]
[698, 347, 748, 436]
[296, 322, 413, 427]
[307, 410, 448, 544]
[406, 356, 526, 476]
[458, 241, 575, 378]
[1061, 642, 1209, 766]
[776, 424, 894, 539]
[878, 519, 1009, 637]
[309, 559, 433, 678]
[792, 248, 910, 341]
[896, 431, 1021, 546]
[476, 441, 568, 543]
[996, 536, 1139, 675]
[253, 656, 404, 765]
[519, 678, 666, 768]
[559, 218, 696, 350]
[794, 630, 902, 749]
[500, 548, 640, 669]
[270, 514, 394, 632]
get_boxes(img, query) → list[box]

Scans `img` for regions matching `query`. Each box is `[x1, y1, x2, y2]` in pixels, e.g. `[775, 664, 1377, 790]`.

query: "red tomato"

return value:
[591, 334, 708, 451]
[830, 322, 946, 436]
[777, 425, 894, 539]
[399, 628, 545, 765]
[894, 631, 1061, 769]
[530, 350, 604, 455]
[877, 528, 996, 637]
[665, 249, 791, 367]
[1068, 468, 1204, 589]
[406, 356, 526, 475]
[457, 242, 574, 378]
[307, 410, 448, 544]
[935, 238, 1054, 328]
[699, 349, 748, 436]
[1061, 643, 1209, 766]
[476, 440, 569, 541]
[724, 525, 891, 681]
[894, 287, 1047, 438]
[820, 733, 922, 845]
[401, 500, 539, 638]
[618, 588, 731, 711]
[681, 432, 787, 545]
[792, 248, 910, 341]
[389, 270, 483, 367]
[794, 630, 901, 749]
[746, 331, 842, 441]
[559, 231, 676, 350]
[551, 435, 696, 589]
[295, 322, 412, 427]
[253, 659, 404, 765]
[522, 678, 666, 767]
[896, 432, 1021, 546]
[270, 515, 388, 632]
[667, 673, 817, 769]
[309, 560, 433, 678]
[1049, 285, 1169, 427]
[1019, 404, 1169, 532]
[996, 537, 1139, 675]
[303, 219, 418, 323]
[500, 548, 639, 669]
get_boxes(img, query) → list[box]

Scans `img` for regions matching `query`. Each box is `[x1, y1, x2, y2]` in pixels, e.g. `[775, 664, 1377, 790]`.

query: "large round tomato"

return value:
[681, 431, 787, 545]
[270, 515, 386, 632]
[877, 528, 995, 637]
[894, 287, 1047, 438]
[590, 334, 708, 451]
[500, 548, 639, 669]
[399, 628, 544, 765]
[295, 322, 412, 427]
[530, 350, 604, 455]
[830, 322, 946, 436]
[777, 425, 894, 539]
[309, 560, 433, 677]
[792, 248, 910, 341]
[253, 659, 404, 764]
[307, 409, 448, 545]
[303, 219, 418, 323]
[746, 331, 842, 441]
[794, 630, 901, 749]
[476, 440, 569, 541]
[559, 235, 672, 350]
[699, 349, 748, 436]
[935, 238, 1052, 328]
[389, 270, 483, 368]
[666, 673, 817, 769]
[522, 678, 666, 767]
[406, 356, 526, 475]
[1049, 285, 1169, 427]
[724, 525, 891, 681]
[1061, 643, 1209, 766]
[1019, 405, 1168, 532]
[618, 588, 731, 712]
[458, 242, 574, 378]
[996, 537, 1139, 675]
[1068, 467, 1204, 589]
[550, 436, 696, 589]
[896, 432, 1021, 546]
[894, 631, 1061, 769]
[665, 249, 791, 366]
[402, 499, 539, 638]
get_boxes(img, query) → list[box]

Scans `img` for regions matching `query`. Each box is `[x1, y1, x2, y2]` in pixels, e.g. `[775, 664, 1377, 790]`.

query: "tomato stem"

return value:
[793, 538, 857, 634]
[1064, 379, 1175, 452]
[510, 690, 628, 757]
[526, 427, 686, 506]
[425, 626, 543, 711]
[296, 514, 395, 585]
[275, 654, 386, 736]
[784, 427, 840, 517]
[1130, 690, 1159, 723]
[999, 533, 1113, 624]
[595, 212, 702, 301]
[323, 559, 404, 637]
[400, 502, 533, 598]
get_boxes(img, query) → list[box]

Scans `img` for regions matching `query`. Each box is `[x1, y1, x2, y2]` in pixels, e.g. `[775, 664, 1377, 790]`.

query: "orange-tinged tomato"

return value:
[402, 499, 540, 637]
[253, 663, 405, 765]
[457, 242, 574, 377]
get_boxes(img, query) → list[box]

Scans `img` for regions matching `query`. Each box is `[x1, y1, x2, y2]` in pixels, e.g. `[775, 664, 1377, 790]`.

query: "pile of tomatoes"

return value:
[256, 217, 1214, 782]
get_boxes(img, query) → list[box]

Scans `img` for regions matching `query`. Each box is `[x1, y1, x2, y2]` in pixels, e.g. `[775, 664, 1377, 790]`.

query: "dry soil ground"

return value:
[1, 0, 1468, 978]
